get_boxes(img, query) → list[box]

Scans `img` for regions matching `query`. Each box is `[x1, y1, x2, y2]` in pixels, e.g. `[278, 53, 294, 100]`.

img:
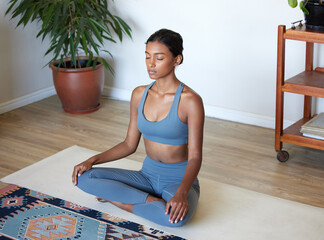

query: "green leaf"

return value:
[92, 57, 98, 70]
[114, 21, 123, 42]
[81, 33, 89, 55]
[41, 25, 53, 41]
[75, 30, 81, 48]
[42, 3, 55, 28]
[23, 5, 35, 26]
[44, 43, 57, 56]
[31, 3, 41, 22]
[100, 57, 114, 75]
[102, 35, 116, 43]
[106, 11, 123, 41]
[86, 52, 93, 67]
[63, 1, 68, 16]
[115, 16, 132, 39]
[5, 0, 18, 16]
[11, 1, 31, 20]
[52, 6, 61, 32]
[89, 18, 112, 37]
[89, 20, 103, 44]
[70, 35, 77, 68]
[300, 1, 310, 14]
[84, 2, 100, 19]
[102, 50, 114, 59]
[288, 0, 298, 8]
[85, 31, 99, 55]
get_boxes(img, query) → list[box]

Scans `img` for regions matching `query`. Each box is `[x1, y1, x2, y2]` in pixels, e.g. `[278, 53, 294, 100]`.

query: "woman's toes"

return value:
[96, 197, 109, 203]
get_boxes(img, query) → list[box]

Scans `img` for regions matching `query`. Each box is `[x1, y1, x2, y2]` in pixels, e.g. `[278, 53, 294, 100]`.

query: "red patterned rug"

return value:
[0, 184, 185, 240]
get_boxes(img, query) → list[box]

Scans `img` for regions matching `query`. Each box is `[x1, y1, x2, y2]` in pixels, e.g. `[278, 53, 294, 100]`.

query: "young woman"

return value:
[72, 29, 205, 227]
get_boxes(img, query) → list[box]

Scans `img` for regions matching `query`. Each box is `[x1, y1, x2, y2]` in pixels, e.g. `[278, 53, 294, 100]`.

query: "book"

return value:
[300, 112, 324, 138]
[302, 132, 324, 140]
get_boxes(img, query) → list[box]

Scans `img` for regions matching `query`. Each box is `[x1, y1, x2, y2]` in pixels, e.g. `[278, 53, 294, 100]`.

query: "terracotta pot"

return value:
[49, 57, 104, 114]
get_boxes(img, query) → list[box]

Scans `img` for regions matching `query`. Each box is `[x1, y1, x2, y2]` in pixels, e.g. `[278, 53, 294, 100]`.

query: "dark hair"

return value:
[146, 29, 184, 64]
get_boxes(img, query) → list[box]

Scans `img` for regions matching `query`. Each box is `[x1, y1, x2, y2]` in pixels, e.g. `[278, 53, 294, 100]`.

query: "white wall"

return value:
[105, 0, 324, 129]
[1, 0, 323, 129]
[0, 1, 55, 113]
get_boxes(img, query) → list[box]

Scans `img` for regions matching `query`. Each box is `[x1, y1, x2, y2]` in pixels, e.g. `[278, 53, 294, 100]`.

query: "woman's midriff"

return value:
[144, 139, 188, 163]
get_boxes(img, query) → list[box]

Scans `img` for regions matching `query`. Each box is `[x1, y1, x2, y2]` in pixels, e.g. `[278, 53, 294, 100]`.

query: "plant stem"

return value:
[77, 51, 81, 68]
[68, 4, 81, 68]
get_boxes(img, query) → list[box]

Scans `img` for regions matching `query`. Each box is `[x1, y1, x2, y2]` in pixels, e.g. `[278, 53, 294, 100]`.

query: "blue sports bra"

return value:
[137, 81, 188, 145]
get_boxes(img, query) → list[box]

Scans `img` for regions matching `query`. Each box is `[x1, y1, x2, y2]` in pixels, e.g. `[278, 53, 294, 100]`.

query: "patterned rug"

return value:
[0, 185, 185, 240]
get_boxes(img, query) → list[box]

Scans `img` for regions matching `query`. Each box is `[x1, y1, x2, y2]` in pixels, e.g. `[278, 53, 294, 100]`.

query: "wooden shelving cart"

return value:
[275, 24, 324, 162]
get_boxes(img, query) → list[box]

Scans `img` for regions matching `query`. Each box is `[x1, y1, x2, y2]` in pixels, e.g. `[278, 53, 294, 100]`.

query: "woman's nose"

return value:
[149, 59, 156, 68]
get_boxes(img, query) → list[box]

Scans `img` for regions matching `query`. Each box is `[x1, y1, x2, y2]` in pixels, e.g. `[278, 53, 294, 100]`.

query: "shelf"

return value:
[275, 25, 324, 159]
[284, 25, 324, 43]
[282, 70, 324, 97]
[281, 118, 324, 150]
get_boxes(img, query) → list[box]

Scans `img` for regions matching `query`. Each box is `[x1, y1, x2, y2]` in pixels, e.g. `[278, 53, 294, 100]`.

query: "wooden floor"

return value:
[0, 96, 323, 208]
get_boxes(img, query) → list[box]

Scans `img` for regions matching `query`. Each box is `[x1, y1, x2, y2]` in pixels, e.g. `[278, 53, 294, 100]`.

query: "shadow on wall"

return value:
[0, 16, 15, 103]
[103, 58, 116, 89]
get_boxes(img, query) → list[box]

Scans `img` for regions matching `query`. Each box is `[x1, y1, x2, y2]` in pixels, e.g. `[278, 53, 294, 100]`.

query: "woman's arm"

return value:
[72, 86, 144, 185]
[165, 90, 204, 224]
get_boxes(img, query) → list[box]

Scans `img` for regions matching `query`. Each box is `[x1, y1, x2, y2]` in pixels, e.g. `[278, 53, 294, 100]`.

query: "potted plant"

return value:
[288, 0, 324, 31]
[5, 0, 132, 114]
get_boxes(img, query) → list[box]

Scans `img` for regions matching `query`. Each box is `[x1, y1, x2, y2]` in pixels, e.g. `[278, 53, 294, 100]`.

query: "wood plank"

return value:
[284, 25, 324, 43]
[282, 71, 324, 97]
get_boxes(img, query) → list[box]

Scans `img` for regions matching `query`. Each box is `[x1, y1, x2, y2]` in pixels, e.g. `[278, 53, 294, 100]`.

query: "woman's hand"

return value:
[72, 160, 93, 186]
[165, 192, 189, 224]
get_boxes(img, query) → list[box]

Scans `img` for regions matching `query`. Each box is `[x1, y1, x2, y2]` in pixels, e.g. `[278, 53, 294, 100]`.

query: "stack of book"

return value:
[300, 112, 324, 140]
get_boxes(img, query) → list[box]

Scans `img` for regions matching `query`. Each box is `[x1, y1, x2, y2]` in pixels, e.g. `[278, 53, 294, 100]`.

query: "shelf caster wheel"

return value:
[277, 150, 289, 162]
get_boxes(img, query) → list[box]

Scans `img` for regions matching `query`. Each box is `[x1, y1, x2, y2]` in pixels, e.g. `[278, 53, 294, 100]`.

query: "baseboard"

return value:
[0, 86, 56, 114]
[205, 105, 296, 129]
[103, 85, 132, 102]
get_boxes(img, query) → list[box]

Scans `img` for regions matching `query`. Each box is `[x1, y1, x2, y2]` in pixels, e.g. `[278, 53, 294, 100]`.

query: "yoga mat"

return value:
[1, 145, 324, 240]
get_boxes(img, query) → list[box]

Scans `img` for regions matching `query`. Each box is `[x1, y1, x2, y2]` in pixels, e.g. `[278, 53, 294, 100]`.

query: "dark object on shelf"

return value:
[305, 0, 324, 31]
[291, 20, 303, 29]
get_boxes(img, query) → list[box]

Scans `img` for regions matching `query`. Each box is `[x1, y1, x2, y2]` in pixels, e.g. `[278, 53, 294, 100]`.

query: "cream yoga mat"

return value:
[1, 146, 323, 240]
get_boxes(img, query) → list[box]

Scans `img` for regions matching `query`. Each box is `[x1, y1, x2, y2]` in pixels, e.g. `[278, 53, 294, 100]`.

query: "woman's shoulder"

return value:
[132, 84, 149, 97]
[130, 83, 151, 104]
[181, 83, 205, 119]
[181, 84, 203, 106]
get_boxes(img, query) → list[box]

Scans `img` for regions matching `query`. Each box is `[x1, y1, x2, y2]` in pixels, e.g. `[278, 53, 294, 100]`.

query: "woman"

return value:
[72, 29, 204, 227]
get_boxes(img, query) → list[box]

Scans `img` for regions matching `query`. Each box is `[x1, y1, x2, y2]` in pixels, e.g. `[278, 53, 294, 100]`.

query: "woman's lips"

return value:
[148, 70, 157, 74]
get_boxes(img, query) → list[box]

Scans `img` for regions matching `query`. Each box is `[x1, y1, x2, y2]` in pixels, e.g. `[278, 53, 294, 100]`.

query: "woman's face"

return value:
[145, 41, 180, 80]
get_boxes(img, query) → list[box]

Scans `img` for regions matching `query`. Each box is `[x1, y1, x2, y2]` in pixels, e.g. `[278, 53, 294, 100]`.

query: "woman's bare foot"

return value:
[95, 197, 134, 213]
[146, 194, 165, 203]
[95, 194, 165, 213]
[96, 197, 109, 203]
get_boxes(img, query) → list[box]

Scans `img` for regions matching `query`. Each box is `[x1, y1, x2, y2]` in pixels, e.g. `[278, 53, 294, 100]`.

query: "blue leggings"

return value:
[77, 156, 200, 227]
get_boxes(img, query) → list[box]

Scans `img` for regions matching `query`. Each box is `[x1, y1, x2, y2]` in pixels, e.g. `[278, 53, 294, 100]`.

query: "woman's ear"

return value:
[174, 55, 182, 66]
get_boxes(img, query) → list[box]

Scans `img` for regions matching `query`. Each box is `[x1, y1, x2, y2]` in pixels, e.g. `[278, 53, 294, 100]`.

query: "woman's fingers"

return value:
[180, 205, 188, 221]
[72, 165, 86, 186]
[165, 201, 171, 215]
[72, 166, 80, 186]
[167, 200, 188, 224]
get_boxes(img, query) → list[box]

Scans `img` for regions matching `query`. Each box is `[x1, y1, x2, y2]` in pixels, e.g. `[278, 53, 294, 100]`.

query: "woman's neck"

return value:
[153, 75, 180, 95]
